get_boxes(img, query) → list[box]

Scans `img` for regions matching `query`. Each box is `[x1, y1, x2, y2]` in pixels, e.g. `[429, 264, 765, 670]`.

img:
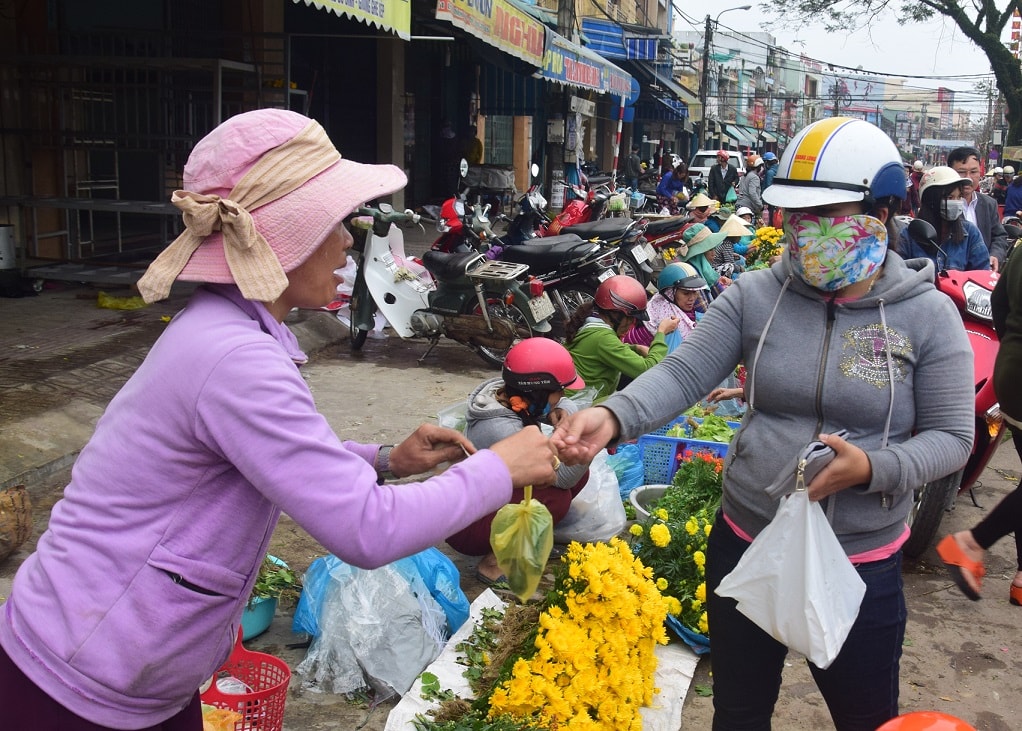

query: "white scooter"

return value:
[348, 203, 555, 367]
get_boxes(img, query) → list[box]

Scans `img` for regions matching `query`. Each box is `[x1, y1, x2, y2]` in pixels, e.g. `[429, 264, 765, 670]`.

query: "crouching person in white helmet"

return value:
[551, 117, 974, 730]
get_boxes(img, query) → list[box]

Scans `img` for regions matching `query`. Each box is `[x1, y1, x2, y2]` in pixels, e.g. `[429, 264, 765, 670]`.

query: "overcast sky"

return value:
[674, 2, 999, 112]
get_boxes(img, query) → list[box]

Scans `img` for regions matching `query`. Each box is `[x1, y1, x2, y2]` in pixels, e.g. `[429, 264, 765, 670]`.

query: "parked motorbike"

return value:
[504, 179, 654, 287]
[347, 202, 555, 368]
[900, 217, 1005, 557]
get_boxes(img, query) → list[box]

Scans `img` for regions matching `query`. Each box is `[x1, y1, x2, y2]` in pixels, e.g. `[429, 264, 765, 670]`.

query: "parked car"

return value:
[687, 149, 747, 189]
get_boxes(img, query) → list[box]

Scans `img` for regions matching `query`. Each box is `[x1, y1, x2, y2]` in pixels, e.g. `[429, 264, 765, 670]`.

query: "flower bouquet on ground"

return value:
[629, 449, 723, 653]
[412, 538, 670, 730]
[744, 226, 784, 269]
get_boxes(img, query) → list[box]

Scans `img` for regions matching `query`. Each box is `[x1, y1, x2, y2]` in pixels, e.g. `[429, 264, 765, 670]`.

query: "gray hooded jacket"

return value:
[602, 251, 974, 556]
[466, 378, 589, 489]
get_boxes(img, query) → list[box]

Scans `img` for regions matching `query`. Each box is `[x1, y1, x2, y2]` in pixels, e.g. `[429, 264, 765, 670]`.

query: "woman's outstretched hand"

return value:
[389, 424, 475, 477]
[551, 407, 619, 465]
[488, 426, 559, 488]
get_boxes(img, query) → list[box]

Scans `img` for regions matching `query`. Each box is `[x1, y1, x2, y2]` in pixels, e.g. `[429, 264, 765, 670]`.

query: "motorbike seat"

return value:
[500, 235, 600, 270]
[561, 218, 633, 240]
[421, 249, 484, 280]
[644, 216, 690, 238]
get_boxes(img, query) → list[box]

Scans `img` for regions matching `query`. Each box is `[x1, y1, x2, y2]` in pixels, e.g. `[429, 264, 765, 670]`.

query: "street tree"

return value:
[763, 0, 1022, 144]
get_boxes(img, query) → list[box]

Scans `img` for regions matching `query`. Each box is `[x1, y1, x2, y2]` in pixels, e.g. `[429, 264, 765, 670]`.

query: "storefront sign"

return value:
[436, 0, 545, 67]
[296, 0, 411, 40]
[541, 31, 632, 96]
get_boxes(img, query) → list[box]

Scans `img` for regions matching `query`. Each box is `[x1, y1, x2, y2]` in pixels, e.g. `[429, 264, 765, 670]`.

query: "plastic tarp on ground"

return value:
[384, 589, 700, 730]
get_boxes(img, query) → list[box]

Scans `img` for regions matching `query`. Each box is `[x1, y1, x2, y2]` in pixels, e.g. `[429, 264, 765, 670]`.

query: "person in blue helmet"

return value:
[552, 117, 973, 730]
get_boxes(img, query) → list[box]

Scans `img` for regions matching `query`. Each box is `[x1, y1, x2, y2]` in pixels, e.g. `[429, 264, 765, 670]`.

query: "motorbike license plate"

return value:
[631, 243, 648, 264]
[597, 268, 615, 282]
[528, 292, 556, 322]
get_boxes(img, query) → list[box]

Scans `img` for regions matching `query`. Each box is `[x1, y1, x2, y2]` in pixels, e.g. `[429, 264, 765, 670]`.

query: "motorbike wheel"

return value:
[616, 257, 651, 288]
[348, 288, 371, 351]
[901, 470, 963, 558]
[350, 325, 369, 350]
[472, 300, 532, 368]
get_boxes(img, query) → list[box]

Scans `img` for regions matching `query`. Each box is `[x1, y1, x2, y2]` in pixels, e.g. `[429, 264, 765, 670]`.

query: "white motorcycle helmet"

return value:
[761, 117, 906, 209]
[913, 160, 924, 172]
[1005, 166, 1016, 176]
[993, 166, 1004, 175]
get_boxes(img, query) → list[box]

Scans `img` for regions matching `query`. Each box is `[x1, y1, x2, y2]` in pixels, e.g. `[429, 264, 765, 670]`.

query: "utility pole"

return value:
[698, 14, 712, 150]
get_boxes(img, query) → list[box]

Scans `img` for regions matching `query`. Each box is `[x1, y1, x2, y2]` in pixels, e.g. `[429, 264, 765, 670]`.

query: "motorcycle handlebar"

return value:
[355, 205, 421, 227]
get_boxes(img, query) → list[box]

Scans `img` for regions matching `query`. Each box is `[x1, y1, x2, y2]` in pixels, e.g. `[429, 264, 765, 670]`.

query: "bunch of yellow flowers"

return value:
[746, 225, 785, 268]
[487, 538, 669, 730]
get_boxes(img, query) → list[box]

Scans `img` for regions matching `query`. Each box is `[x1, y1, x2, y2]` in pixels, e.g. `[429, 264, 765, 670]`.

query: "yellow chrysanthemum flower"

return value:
[655, 508, 669, 521]
[656, 577, 668, 591]
[650, 523, 671, 548]
[629, 523, 643, 537]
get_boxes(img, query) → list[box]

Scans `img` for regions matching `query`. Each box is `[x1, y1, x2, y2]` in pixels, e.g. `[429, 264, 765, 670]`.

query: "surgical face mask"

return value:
[782, 212, 888, 292]
[941, 198, 965, 221]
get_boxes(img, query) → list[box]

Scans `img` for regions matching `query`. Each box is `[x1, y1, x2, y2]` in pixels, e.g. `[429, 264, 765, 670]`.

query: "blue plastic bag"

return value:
[406, 548, 470, 633]
[606, 442, 644, 500]
[292, 548, 469, 637]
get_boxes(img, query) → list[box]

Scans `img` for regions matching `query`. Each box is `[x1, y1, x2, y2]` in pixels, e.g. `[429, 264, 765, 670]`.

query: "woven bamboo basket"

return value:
[0, 485, 33, 562]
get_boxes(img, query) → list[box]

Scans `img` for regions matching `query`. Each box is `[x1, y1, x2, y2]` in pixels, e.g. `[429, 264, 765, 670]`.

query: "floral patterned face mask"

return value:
[783, 212, 888, 292]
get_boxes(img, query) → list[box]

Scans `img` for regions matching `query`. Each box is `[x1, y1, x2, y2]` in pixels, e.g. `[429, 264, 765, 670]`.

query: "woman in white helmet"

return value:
[897, 165, 991, 271]
[551, 117, 974, 730]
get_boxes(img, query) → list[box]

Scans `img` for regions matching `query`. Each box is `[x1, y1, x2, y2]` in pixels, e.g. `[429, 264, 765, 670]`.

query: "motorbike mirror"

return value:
[459, 158, 469, 178]
[378, 202, 394, 214]
[907, 218, 939, 253]
[1004, 224, 1022, 240]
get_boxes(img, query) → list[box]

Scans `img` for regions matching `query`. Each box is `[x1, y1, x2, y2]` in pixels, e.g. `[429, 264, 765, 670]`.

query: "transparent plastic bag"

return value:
[293, 556, 449, 699]
[490, 485, 553, 601]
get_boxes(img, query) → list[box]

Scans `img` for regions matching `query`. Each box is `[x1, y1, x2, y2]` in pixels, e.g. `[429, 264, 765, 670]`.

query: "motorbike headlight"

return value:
[963, 281, 993, 321]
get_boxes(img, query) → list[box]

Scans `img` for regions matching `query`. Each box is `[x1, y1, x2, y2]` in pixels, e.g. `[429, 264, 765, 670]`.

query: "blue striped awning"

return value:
[580, 18, 659, 60]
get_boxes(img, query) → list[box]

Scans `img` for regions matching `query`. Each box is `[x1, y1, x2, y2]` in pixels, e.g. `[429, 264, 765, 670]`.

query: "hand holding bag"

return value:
[715, 432, 866, 669]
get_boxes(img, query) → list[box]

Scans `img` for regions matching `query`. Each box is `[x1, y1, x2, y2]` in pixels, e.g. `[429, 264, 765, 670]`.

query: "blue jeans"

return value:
[707, 512, 906, 731]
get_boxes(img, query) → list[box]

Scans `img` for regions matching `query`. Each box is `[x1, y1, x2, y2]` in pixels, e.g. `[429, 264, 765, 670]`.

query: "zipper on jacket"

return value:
[164, 570, 221, 596]
[813, 295, 838, 434]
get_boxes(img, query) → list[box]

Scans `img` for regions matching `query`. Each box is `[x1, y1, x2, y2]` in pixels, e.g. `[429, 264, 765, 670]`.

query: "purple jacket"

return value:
[0, 285, 512, 728]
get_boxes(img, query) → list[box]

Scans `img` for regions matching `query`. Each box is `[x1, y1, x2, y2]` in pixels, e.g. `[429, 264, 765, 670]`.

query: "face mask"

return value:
[783, 212, 888, 292]
[941, 198, 965, 221]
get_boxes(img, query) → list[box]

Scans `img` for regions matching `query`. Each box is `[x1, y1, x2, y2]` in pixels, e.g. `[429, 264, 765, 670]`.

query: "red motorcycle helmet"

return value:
[875, 711, 976, 731]
[595, 275, 650, 321]
[503, 338, 585, 392]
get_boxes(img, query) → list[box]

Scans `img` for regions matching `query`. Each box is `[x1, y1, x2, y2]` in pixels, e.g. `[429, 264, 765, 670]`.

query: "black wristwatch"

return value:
[375, 445, 396, 483]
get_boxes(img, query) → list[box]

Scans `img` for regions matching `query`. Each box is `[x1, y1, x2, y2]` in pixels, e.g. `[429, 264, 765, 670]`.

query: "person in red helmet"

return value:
[708, 149, 739, 203]
[564, 275, 679, 402]
[447, 338, 591, 585]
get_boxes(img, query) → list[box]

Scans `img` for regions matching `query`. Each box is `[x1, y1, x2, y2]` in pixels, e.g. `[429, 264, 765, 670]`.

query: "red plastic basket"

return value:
[200, 630, 291, 731]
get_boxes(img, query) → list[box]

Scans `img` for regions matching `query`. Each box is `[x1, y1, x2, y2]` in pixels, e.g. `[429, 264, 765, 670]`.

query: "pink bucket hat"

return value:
[137, 109, 406, 302]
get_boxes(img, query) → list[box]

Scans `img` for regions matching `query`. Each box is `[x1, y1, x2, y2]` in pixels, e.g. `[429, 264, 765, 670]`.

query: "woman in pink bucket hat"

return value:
[0, 109, 559, 730]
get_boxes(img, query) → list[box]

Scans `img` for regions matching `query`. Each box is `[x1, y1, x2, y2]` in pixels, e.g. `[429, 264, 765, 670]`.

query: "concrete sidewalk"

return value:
[0, 282, 347, 490]
[0, 224, 439, 491]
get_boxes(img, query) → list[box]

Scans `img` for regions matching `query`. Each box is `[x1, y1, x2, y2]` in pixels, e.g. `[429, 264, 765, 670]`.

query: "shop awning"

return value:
[295, 0, 411, 41]
[757, 129, 778, 143]
[538, 29, 632, 96]
[725, 124, 756, 147]
[435, 0, 545, 67]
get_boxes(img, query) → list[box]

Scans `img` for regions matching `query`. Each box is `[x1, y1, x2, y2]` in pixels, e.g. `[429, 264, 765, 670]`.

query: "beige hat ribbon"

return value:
[137, 120, 342, 303]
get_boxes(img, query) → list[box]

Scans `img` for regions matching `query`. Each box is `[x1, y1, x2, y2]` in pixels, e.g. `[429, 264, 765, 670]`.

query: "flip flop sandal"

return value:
[936, 535, 985, 601]
[1010, 584, 1022, 606]
[474, 569, 508, 588]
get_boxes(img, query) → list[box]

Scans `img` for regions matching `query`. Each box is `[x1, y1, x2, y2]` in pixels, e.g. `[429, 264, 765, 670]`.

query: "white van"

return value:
[687, 149, 746, 189]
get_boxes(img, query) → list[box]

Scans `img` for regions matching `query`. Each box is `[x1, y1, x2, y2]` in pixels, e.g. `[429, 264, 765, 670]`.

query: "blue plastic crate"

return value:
[636, 416, 740, 485]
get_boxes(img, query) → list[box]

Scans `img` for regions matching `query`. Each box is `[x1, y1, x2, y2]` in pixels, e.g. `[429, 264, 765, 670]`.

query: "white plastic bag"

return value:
[553, 450, 627, 543]
[714, 491, 866, 669]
